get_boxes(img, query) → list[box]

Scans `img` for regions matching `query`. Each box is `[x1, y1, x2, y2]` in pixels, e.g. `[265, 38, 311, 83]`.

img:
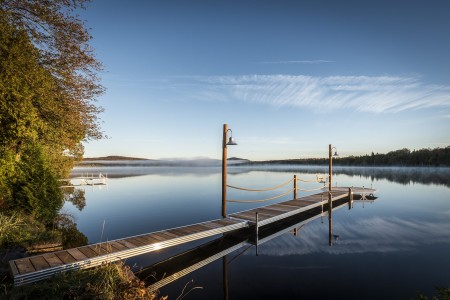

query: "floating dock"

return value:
[9, 187, 375, 286]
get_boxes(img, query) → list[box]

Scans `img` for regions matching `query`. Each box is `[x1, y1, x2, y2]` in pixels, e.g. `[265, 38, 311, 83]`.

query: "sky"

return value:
[79, 0, 450, 160]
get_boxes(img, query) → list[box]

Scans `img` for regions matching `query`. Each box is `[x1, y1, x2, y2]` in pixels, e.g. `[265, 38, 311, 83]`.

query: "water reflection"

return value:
[64, 166, 450, 299]
[138, 197, 353, 292]
[72, 165, 450, 187]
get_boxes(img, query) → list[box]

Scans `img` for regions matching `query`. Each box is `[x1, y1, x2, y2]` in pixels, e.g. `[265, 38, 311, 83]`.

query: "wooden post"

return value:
[222, 256, 229, 300]
[328, 192, 332, 246]
[348, 187, 353, 210]
[293, 175, 297, 199]
[255, 212, 259, 256]
[329, 144, 332, 191]
[222, 124, 228, 218]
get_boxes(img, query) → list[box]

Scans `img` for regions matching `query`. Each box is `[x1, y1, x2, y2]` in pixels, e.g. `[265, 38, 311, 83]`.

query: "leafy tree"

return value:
[0, 1, 103, 223]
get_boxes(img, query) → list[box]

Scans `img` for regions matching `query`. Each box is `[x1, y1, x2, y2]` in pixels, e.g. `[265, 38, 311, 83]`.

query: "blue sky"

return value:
[80, 0, 450, 160]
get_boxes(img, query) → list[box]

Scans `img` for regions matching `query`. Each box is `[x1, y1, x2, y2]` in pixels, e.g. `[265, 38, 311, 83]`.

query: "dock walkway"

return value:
[9, 187, 374, 285]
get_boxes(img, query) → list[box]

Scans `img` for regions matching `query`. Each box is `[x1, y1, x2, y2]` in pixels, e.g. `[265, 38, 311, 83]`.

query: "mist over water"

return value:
[65, 165, 450, 299]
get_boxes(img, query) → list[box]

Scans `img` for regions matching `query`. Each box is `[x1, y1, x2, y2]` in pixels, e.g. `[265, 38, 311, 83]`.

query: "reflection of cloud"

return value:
[252, 216, 450, 256]
[193, 75, 450, 114]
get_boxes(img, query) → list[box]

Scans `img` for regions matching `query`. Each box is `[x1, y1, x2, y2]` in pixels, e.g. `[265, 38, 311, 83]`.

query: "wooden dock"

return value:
[143, 196, 354, 291]
[9, 187, 375, 286]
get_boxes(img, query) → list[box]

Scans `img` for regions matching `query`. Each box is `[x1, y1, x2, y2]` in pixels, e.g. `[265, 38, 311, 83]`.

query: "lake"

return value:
[66, 165, 450, 299]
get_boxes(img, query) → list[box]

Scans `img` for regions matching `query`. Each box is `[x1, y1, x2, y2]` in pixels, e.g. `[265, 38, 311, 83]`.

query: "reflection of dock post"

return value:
[222, 256, 229, 300]
[348, 188, 353, 210]
[293, 175, 297, 199]
[255, 212, 259, 256]
[328, 192, 332, 246]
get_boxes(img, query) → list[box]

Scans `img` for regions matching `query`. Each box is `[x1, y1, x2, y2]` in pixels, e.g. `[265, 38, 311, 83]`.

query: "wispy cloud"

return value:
[259, 60, 334, 64]
[190, 74, 450, 114]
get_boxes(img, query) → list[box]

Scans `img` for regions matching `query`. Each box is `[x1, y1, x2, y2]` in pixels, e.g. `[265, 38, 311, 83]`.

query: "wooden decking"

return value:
[230, 190, 349, 226]
[10, 218, 246, 286]
[9, 187, 373, 286]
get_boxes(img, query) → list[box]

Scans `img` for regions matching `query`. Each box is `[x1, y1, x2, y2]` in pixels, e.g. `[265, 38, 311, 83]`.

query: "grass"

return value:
[2, 261, 163, 299]
[0, 213, 60, 249]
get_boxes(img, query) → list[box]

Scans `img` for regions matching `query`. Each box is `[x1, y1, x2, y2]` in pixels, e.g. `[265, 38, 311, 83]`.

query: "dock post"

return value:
[222, 256, 229, 300]
[255, 212, 259, 237]
[293, 175, 297, 199]
[348, 188, 353, 210]
[329, 144, 332, 191]
[222, 124, 228, 218]
[328, 192, 332, 246]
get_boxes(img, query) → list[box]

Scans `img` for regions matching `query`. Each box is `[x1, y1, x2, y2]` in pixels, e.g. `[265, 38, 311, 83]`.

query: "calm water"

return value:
[66, 166, 450, 299]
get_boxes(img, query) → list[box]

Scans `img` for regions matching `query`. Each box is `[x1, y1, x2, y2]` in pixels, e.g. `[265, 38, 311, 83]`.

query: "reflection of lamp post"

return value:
[328, 144, 338, 191]
[222, 124, 237, 218]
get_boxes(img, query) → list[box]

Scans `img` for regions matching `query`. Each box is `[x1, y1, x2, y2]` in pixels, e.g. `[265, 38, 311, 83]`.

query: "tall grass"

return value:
[4, 262, 163, 299]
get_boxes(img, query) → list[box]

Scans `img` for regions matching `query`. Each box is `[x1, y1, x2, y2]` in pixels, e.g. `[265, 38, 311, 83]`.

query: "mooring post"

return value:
[222, 256, 229, 300]
[329, 144, 332, 191]
[222, 124, 228, 218]
[293, 175, 297, 199]
[348, 187, 353, 210]
[328, 192, 332, 246]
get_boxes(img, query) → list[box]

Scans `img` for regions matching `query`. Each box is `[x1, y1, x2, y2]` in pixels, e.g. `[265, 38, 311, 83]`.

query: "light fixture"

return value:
[332, 147, 338, 157]
[226, 129, 237, 146]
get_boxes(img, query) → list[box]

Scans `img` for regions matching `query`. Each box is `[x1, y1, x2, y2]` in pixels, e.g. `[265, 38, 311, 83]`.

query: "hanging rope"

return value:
[296, 178, 320, 183]
[295, 186, 325, 192]
[227, 177, 294, 192]
[227, 188, 294, 203]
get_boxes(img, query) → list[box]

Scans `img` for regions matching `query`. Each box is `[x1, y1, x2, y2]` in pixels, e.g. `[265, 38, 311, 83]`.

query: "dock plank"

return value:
[67, 248, 88, 261]
[29, 256, 50, 271]
[268, 204, 299, 212]
[55, 251, 77, 264]
[116, 240, 137, 249]
[15, 259, 35, 274]
[126, 237, 147, 246]
[42, 253, 63, 268]
[109, 241, 129, 251]
[78, 246, 98, 258]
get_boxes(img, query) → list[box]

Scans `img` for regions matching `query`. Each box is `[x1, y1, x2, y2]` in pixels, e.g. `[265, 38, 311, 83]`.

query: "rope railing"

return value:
[227, 177, 294, 192]
[227, 188, 295, 203]
[295, 186, 326, 192]
[296, 178, 321, 183]
[227, 174, 331, 204]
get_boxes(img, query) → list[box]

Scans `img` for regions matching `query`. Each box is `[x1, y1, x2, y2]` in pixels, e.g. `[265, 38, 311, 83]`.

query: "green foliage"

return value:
[250, 146, 450, 167]
[0, 212, 59, 249]
[6, 144, 64, 225]
[0, 0, 103, 227]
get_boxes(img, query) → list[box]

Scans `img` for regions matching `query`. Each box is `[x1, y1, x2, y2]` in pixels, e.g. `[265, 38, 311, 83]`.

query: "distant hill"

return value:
[83, 156, 150, 161]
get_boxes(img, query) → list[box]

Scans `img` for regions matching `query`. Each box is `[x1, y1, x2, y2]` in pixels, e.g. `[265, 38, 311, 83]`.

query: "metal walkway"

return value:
[9, 187, 375, 286]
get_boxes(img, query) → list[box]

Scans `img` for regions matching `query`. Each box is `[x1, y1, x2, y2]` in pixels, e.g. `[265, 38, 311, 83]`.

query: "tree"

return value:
[0, 0, 104, 168]
[0, 1, 103, 222]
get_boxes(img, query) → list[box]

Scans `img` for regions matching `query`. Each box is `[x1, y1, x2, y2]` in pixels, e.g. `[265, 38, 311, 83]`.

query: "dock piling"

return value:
[293, 175, 297, 199]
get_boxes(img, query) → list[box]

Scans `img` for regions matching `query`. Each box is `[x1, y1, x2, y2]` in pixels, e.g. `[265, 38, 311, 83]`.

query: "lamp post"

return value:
[222, 124, 237, 218]
[328, 144, 338, 191]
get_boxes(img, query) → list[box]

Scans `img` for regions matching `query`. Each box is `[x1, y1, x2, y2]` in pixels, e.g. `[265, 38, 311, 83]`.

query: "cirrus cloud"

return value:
[190, 74, 450, 114]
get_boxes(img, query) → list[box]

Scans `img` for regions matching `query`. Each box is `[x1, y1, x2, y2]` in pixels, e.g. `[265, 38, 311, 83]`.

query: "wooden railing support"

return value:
[293, 175, 297, 199]
[348, 187, 353, 210]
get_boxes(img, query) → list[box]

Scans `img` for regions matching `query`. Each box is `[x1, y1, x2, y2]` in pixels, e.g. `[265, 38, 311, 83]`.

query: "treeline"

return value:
[0, 0, 101, 250]
[248, 146, 450, 167]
